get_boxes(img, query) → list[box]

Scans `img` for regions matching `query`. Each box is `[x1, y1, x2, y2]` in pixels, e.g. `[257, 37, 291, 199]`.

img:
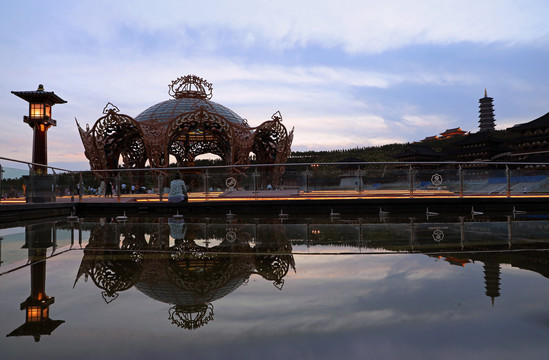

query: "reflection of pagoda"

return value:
[354, 218, 549, 306]
[74, 218, 295, 330]
[7, 223, 64, 342]
[483, 262, 501, 305]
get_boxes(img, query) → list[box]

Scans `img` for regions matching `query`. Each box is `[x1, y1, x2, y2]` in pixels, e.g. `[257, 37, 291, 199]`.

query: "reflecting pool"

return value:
[1, 215, 549, 359]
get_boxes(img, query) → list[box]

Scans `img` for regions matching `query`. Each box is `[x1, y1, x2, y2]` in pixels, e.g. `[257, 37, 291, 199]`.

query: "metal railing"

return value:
[1, 156, 549, 203]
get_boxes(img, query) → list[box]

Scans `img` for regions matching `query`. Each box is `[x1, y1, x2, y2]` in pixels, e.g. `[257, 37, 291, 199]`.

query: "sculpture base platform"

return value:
[24, 175, 56, 203]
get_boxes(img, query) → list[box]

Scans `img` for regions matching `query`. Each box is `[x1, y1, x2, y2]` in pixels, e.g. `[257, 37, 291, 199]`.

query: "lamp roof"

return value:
[12, 84, 66, 104]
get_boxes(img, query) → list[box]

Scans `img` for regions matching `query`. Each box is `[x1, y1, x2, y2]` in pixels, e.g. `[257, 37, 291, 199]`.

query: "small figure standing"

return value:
[105, 181, 113, 197]
[98, 180, 106, 197]
[168, 174, 188, 203]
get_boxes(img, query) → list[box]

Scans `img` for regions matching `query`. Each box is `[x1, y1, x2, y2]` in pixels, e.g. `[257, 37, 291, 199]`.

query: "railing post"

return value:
[116, 174, 121, 202]
[305, 168, 310, 193]
[70, 173, 74, 203]
[253, 168, 259, 196]
[79, 172, 83, 202]
[0, 164, 3, 201]
[459, 165, 463, 198]
[357, 165, 362, 193]
[158, 173, 164, 202]
[52, 168, 57, 203]
[409, 165, 414, 198]
[506, 165, 511, 198]
[507, 215, 513, 247]
[203, 169, 209, 196]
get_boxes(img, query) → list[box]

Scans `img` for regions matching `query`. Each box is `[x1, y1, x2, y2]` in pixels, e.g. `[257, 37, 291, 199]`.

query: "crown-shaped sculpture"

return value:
[169, 303, 214, 330]
[168, 75, 213, 100]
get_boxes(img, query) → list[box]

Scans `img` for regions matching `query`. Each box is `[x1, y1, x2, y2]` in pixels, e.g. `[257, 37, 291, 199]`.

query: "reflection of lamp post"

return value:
[12, 85, 66, 202]
[0, 164, 4, 199]
[7, 223, 64, 341]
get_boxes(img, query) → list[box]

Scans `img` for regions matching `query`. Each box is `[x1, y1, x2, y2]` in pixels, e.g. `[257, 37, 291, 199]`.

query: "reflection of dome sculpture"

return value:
[253, 222, 296, 290]
[139, 239, 254, 330]
[74, 223, 144, 303]
[75, 219, 295, 330]
[77, 75, 294, 185]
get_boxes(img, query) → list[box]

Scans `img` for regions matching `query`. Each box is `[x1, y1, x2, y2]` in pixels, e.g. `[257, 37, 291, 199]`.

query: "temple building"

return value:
[451, 131, 511, 163]
[507, 112, 549, 162]
[439, 127, 467, 139]
[392, 144, 446, 162]
[420, 128, 467, 142]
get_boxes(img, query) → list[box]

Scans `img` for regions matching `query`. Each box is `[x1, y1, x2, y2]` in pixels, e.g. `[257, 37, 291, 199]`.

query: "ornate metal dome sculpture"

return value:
[74, 224, 144, 303]
[77, 75, 294, 184]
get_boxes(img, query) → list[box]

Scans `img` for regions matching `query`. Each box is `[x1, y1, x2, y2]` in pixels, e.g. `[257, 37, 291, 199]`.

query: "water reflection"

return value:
[7, 223, 64, 341]
[74, 218, 296, 330]
[3, 215, 549, 344]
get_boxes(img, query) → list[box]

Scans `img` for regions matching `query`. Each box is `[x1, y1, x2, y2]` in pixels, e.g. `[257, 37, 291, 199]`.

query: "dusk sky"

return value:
[1, 0, 549, 170]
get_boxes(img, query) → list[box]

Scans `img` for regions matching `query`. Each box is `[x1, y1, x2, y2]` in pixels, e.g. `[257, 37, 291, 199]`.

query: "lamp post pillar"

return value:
[12, 85, 66, 202]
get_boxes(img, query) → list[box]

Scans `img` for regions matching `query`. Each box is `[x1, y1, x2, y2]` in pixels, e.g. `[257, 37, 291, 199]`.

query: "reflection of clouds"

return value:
[12, 248, 549, 358]
[292, 254, 455, 282]
[214, 257, 488, 344]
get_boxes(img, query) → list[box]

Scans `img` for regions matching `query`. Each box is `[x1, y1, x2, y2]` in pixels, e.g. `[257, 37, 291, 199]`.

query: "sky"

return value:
[1, 0, 549, 170]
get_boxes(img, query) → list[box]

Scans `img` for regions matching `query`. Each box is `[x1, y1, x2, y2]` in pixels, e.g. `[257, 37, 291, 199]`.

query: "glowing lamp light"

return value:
[30, 102, 51, 120]
[26, 305, 49, 322]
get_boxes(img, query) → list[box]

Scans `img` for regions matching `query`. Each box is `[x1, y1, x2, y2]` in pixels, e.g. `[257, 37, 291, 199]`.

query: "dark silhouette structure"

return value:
[479, 89, 496, 132]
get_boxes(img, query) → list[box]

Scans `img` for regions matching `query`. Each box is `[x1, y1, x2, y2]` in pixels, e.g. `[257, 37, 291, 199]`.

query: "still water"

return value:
[1, 215, 549, 359]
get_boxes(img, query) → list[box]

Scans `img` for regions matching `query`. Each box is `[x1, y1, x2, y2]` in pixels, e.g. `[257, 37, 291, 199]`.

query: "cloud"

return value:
[55, 1, 549, 55]
[1, 1, 548, 170]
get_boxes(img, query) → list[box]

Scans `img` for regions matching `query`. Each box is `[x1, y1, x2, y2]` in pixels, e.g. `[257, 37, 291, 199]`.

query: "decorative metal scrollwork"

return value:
[168, 303, 214, 330]
[103, 102, 120, 114]
[169, 75, 213, 100]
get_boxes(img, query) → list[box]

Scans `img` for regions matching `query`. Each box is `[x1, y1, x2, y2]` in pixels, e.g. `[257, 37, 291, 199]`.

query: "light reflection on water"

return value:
[1, 216, 549, 359]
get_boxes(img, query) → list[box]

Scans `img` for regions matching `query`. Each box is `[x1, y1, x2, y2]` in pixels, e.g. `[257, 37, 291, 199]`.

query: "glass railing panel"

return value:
[0, 161, 29, 203]
[461, 166, 507, 196]
[303, 163, 340, 194]
[363, 223, 412, 249]
[363, 164, 411, 196]
[0, 220, 90, 272]
[174, 170, 203, 200]
[278, 165, 304, 193]
[508, 167, 549, 196]
[412, 166, 460, 197]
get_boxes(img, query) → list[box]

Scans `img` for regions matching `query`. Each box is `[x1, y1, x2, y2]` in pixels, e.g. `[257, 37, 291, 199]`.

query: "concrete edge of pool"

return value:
[1, 196, 548, 224]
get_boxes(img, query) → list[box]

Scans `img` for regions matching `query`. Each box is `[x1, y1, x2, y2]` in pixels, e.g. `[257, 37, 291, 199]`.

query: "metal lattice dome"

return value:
[135, 98, 246, 125]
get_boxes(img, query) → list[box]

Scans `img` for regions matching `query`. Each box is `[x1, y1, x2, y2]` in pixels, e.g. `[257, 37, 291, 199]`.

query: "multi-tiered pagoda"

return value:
[479, 89, 496, 132]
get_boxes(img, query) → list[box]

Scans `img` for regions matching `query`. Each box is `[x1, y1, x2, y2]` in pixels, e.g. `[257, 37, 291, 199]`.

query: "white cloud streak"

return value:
[59, 0, 549, 54]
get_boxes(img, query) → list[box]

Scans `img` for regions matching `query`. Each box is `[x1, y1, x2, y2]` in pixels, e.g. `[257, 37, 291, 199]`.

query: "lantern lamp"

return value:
[12, 84, 66, 173]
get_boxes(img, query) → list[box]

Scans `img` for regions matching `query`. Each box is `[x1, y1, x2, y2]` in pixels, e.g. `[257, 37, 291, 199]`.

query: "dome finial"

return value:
[168, 75, 213, 100]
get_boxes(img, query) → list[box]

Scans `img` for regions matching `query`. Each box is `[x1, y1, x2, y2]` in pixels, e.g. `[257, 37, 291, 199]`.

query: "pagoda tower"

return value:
[483, 261, 501, 306]
[478, 89, 496, 132]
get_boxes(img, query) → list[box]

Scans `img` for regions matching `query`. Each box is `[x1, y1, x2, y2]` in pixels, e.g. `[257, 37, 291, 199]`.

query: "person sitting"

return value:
[168, 174, 188, 202]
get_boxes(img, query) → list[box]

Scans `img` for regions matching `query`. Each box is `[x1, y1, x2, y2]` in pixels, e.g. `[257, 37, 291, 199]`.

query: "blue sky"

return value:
[1, 0, 549, 170]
